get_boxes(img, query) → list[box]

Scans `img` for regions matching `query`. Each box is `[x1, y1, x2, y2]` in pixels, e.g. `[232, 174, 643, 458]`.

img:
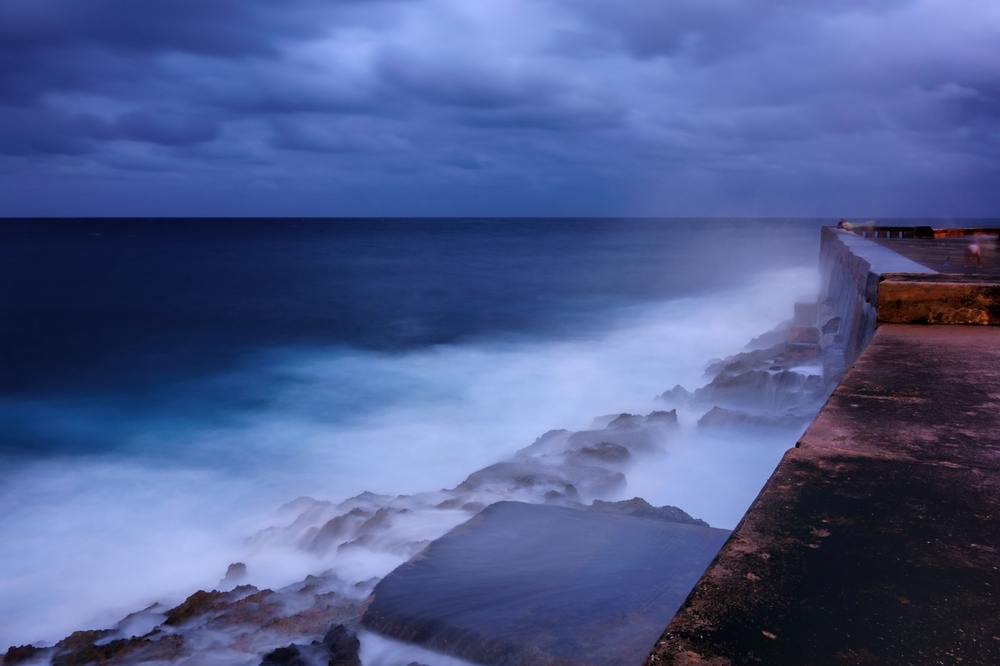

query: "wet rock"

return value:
[306, 508, 372, 553]
[589, 498, 708, 527]
[645, 409, 679, 427]
[787, 326, 819, 344]
[3, 645, 39, 666]
[223, 562, 247, 584]
[164, 587, 256, 627]
[456, 460, 625, 500]
[695, 369, 826, 413]
[321, 625, 361, 666]
[658, 384, 691, 406]
[261, 645, 308, 666]
[704, 342, 786, 379]
[52, 633, 185, 666]
[570, 441, 631, 464]
[697, 406, 810, 430]
[821, 316, 841, 334]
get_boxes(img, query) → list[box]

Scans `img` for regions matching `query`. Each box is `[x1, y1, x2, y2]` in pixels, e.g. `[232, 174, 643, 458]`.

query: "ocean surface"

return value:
[0, 218, 831, 651]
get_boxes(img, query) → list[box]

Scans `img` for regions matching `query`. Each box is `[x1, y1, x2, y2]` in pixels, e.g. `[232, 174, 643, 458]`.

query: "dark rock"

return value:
[821, 316, 841, 334]
[697, 406, 810, 430]
[261, 645, 308, 666]
[434, 498, 464, 510]
[589, 498, 708, 527]
[645, 409, 679, 427]
[607, 413, 642, 429]
[456, 461, 625, 499]
[704, 342, 786, 379]
[783, 342, 822, 362]
[572, 441, 631, 464]
[362, 501, 730, 666]
[164, 588, 255, 627]
[52, 634, 185, 666]
[322, 625, 361, 666]
[3, 646, 39, 666]
[695, 369, 826, 413]
[308, 508, 372, 552]
[658, 385, 691, 406]
[223, 562, 247, 583]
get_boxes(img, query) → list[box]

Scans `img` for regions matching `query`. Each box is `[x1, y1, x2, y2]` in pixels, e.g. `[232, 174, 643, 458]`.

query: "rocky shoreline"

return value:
[4, 300, 842, 666]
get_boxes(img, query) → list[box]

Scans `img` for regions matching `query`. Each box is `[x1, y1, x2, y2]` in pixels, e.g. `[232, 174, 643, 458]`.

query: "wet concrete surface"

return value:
[645, 324, 1000, 666]
[801, 325, 1000, 469]
[362, 501, 731, 666]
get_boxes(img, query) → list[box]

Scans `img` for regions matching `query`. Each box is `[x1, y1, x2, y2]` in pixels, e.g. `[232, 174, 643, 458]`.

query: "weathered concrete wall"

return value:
[818, 227, 936, 375]
[643, 325, 1000, 666]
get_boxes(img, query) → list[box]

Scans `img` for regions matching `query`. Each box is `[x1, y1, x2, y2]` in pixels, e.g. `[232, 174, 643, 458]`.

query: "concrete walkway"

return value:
[644, 324, 1000, 665]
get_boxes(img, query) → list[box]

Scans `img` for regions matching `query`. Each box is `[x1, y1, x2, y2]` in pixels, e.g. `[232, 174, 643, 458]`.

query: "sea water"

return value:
[0, 218, 825, 649]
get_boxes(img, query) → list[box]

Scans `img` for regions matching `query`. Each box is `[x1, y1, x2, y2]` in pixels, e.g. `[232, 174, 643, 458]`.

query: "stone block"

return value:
[783, 342, 821, 363]
[787, 326, 819, 344]
[792, 302, 818, 326]
[363, 501, 730, 666]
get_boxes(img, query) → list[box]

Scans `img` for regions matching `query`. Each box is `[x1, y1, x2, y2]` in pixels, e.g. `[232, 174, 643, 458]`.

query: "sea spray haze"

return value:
[0, 218, 822, 649]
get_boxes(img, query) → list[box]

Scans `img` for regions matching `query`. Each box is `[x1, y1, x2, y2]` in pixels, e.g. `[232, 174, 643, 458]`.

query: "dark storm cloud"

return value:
[0, 0, 997, 215]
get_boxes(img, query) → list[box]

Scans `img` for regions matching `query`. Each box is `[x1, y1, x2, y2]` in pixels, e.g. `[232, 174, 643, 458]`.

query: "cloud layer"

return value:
[1, 0, 997, 215]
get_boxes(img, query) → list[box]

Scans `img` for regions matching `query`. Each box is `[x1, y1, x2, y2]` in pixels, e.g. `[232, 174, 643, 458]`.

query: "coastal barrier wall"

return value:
[818, 226, 935, 376]
[644, 226, 1000, 665]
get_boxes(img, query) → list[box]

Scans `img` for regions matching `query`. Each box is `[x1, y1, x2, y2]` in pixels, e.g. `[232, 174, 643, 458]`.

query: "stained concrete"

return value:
[877, 274, 1000, 325]
[643, 447, 1000, 666]
[800, 325, 1000, 469]
[644, 324, 1000, 666]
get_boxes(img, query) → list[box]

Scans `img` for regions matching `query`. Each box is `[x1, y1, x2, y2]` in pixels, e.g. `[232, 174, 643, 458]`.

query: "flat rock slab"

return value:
[362, 501, 731, 666]
[645, 447, 1000, 666]
[800, 324, 1000, 469]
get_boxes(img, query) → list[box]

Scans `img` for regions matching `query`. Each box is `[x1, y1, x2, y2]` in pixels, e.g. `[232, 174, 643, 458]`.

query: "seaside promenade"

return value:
[644, 227, 1000, 665]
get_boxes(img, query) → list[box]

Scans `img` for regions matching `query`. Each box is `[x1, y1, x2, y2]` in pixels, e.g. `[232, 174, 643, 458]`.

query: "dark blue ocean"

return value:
[2, 218, 832, 648]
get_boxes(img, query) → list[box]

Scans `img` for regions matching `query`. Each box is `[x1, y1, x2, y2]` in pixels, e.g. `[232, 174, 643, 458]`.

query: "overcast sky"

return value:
[1, 0, 997, 217]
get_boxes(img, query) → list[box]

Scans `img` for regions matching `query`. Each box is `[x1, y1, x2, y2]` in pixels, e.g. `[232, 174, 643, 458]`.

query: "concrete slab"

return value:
[361, 502, 731, 666]
[799, 324, 1000, 469]
[644, 447, 1000, 666]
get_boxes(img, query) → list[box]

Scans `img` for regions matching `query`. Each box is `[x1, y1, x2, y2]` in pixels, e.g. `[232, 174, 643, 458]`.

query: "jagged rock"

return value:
[658, 384, 691, 406]
[645, 409, 679, 427]
[223, 562, 247, 584]
[52, 633, 185, 666]
[456, 461, 625, 500]
[306, 508, 372, 553]
[164, 587, 256, 626]
[589, 498, 708, 527]
[571, 442, 631, 464]
[3, 645, 39, 666]
[695, 369, 826, 412]
[784, 342, 823, 363]
[697, 406, 811, 430]
[704, 342, 786, 379]
[261, 645, 308, 666]
[607, 413, 643, 430]
[322, 625, 361, 666]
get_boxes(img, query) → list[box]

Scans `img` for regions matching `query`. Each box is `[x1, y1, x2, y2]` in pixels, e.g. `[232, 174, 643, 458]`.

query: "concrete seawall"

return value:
[644, 226, 1000, 665]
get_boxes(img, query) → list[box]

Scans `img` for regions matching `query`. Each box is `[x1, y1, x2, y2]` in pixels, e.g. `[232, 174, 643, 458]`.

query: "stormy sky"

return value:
[1, 0, 997, 216]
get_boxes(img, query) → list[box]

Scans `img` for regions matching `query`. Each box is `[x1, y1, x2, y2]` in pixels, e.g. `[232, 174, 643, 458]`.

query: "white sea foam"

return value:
[0, 266, 818, 649]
